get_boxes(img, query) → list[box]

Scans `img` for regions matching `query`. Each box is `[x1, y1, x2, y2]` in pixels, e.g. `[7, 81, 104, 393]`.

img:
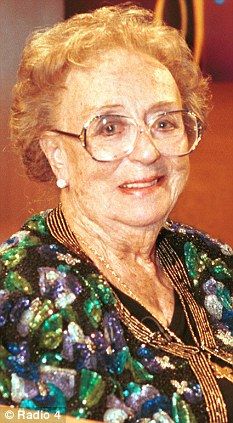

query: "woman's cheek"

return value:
[168, 157, 190, 203]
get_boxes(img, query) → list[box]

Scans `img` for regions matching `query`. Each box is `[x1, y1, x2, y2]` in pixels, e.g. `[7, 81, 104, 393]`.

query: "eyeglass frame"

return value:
[50, 109, 203, 161]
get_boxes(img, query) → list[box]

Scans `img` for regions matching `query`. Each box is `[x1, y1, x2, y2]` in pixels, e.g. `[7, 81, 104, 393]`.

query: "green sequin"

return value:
[111, 378, 124, 398]
[211, 263, 232, 281]
[0, 260, 3, 276]
[20, 235, 41, 248]
[96, 283, 115, 305]
[183, 242, 233, 287]
[57, 264, 71, 274]
[85, 274, 115, 305]
[1, 247, 26, 268]
[39, 352, 63, 366]
[85, 273, 100, 287]
[79, 369, 105, 408]
[184, 242, 199, 279]
[216, 285, 232, 310]
[4, 271, 33, 294]
[111, 347, 130, 375]
[25, 215, 48, 235]
[0, 348, 8, 371]
[60, 305, 78, 323]
[71, 407, 89, 419]
[0, 372, 11, 398]
[0, 360, 7, 371]
[172, 393, 197, 423]
[84, 274, 101, 298]
[124, 382, 141, 397]
[40, 313, 63, 349]
[126, 357, 154, 383]
[0, 346, 9, 359]
[84, 298, 102, 328]
[29, 299, 54, 331]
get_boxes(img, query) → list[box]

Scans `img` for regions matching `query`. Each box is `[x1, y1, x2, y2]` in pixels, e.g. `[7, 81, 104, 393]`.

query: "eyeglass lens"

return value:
[85, 111, 200, 161]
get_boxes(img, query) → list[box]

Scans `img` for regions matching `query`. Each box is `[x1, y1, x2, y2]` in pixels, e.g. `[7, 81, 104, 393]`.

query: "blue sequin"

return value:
[137, 347, 154, 360]
[6, 343, 21, 355]
[91, 331, 109, 353]
[221, 309, 233, 333]
[184, 384, 203, 404]
[0, 298, 13, 327]
[20, 383, 67, 414]
[74, 343, 96, 371]
[9, 297, 30, 323]
[6, 357, 39, 381]
[140, 395, 171, 418]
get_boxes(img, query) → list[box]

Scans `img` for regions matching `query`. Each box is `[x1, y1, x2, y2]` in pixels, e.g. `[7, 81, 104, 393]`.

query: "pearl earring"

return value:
[56, 178, 68, 189]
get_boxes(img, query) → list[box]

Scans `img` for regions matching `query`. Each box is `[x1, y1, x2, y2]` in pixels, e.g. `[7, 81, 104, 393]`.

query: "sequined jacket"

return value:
[0, 209, 232, 423]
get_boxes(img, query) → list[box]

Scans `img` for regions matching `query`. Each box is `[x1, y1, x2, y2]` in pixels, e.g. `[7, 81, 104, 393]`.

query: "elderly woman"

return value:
[0, 5, 232, 423]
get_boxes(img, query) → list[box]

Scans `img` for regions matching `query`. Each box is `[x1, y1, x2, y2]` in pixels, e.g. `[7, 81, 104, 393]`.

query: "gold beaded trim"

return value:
[188, 352, 228, 422]
[157, 240, 216, 348]
[211, 362, 233, 383]
[46, 205, 230, 423]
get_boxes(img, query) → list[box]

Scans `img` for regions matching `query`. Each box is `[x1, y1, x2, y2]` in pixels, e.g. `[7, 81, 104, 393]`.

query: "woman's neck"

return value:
[60, 194, 164, 267]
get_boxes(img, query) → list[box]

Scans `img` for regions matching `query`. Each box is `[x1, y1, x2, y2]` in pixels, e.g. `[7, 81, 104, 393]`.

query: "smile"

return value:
[119, 176, 165, 191]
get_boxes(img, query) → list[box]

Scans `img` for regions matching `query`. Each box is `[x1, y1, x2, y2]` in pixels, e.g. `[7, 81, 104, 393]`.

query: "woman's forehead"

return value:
[61, 49, 181, 119]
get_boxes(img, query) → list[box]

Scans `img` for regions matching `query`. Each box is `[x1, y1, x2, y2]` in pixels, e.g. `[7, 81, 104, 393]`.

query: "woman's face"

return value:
[57, 49, 189, 229]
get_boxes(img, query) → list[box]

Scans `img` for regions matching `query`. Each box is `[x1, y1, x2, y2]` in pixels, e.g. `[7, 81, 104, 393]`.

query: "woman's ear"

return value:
[39, 133, 69, 182]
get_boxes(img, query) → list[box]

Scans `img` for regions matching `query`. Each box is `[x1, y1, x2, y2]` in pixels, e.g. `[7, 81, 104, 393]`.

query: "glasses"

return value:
[51, 109, 202, 161]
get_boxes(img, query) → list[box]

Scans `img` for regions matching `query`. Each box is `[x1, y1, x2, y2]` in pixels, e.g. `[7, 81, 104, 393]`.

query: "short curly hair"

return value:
[10, 4, 211, 182]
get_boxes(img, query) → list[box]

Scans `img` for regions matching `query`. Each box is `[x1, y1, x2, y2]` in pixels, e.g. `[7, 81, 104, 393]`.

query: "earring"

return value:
[56, 178, 68, 189]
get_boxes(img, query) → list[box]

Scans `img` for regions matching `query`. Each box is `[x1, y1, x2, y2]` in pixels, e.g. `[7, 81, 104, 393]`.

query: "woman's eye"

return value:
[102, 123, 118, 135]
[91, 115, 130, 139]
[156, 119, 176, 130]
[98, 119, 126, 137]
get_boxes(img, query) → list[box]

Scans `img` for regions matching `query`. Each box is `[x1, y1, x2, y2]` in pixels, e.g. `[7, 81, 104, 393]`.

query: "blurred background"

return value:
[0, 0, 233, 244]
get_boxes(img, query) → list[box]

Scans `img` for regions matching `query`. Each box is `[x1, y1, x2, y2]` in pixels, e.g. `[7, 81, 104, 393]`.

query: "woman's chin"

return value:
[112, 209, 169, 229]
[111, 189, 173, 228]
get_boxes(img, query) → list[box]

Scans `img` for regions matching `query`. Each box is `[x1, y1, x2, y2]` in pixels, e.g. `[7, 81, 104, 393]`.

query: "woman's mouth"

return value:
[119, 175, 165, 194]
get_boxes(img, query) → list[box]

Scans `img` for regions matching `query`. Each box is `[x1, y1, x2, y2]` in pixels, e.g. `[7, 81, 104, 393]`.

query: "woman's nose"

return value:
[127, 129, 161, 164]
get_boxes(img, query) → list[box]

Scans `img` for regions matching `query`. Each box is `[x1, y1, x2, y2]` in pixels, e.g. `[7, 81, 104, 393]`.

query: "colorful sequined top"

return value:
[0, 207, 232, 423]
